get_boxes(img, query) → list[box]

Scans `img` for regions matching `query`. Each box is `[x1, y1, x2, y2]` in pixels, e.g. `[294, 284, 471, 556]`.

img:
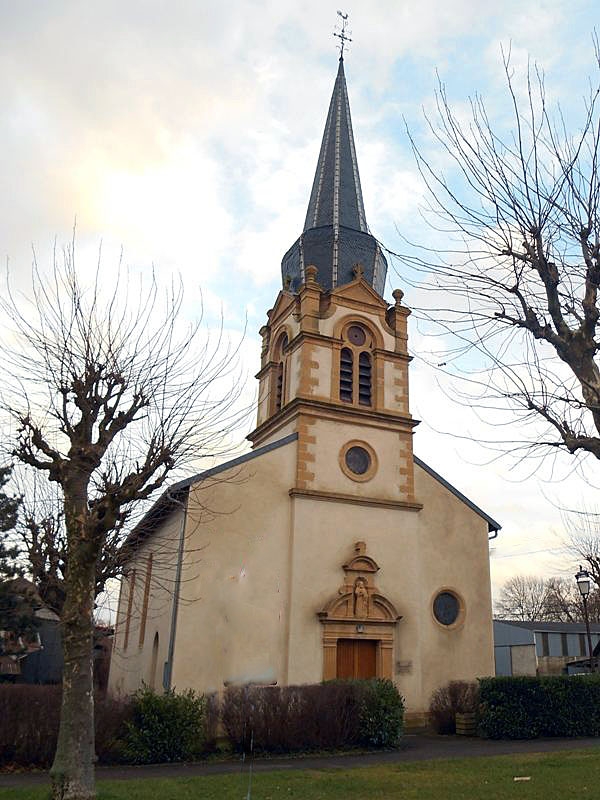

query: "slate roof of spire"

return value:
[304, 58, 368, 234]
[281, 58, 388, 296]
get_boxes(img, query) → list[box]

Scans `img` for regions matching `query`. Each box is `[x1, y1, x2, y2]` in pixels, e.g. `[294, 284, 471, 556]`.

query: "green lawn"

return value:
[1, 750, 599, 800]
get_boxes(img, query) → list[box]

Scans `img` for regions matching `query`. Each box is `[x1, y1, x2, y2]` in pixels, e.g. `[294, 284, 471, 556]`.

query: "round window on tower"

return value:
[339, 440, 378, 482]
[432, 590, 464, 629]
[346, 446, 370, 474]
[347, 324, 367, 346]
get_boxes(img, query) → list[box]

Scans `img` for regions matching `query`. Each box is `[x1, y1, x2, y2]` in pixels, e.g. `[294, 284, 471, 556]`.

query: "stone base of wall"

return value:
[404, 711, 429, 733]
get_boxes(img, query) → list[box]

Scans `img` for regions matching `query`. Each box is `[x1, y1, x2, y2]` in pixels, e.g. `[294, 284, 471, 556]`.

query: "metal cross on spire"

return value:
[333, 11, 352, 59]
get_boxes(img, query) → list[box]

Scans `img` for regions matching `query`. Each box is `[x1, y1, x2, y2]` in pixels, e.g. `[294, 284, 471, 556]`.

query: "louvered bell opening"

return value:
[276, 362, 284, 410]
[358, 352, 372, 406]
[340, 347, 353, 403]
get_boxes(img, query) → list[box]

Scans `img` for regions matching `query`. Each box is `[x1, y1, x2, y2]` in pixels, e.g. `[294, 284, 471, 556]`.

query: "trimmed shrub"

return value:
[478, 675, 600, 739]
[0, 683, 61, 766]
[222, 682, 356, 753]
[358, 678, 404, 747]
[222, 680, 404, 753]
[0, 681, 403, 766]
[0, 685, 136, 767]
[94, 694, 134, 764]
[123, 685, 207, 763]
[203, 692, 220, 753]
[429, 681, 479, 735]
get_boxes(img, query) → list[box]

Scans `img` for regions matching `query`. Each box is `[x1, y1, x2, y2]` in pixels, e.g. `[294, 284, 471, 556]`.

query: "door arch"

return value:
[317, 542, 401, 680]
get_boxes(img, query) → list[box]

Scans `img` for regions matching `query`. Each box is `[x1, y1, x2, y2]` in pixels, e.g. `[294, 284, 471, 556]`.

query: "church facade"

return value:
[108, 58, 499, 724]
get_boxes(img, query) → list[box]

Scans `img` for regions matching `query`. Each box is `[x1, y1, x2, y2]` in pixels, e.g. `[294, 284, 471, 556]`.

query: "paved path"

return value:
[2, 735, 599, 788]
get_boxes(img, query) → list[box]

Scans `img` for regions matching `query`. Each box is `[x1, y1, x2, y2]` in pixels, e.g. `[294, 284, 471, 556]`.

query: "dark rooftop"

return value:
[281, 58, 387, 296]
[495, 619, 600, 634]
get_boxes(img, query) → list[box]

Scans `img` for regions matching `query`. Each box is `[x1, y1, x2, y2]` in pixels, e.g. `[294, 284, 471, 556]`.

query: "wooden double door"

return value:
[336, 638, 378, 680]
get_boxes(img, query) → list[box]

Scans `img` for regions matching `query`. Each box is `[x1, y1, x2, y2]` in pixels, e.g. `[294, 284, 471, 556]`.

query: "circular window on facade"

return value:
[433, 591, 461, 627]
[339, 440, 378, 482]
[345, 446, 371, 475]
[347, 324, 367, 346]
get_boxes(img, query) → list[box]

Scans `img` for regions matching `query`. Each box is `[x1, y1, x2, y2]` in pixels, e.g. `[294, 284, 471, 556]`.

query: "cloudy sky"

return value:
[2, 0, 599, 599]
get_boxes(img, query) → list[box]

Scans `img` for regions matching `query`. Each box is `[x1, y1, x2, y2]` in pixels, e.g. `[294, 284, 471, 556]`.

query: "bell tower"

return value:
[249, 55, 420, 512]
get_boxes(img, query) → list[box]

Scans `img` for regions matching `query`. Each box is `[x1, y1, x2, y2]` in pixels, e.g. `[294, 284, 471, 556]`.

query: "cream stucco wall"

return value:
[171, 440, 297, 692]
[112, 438, 497, 717]
[109, 503, 185, 696]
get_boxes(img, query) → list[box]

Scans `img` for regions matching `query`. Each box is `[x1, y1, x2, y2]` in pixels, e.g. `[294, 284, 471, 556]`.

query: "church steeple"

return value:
[281, 58, 388, 296]
[303, 58, 367, 235]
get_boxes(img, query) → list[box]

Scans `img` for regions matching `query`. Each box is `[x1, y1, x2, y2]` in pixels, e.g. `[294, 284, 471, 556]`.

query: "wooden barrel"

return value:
[455, 712, 477, 736]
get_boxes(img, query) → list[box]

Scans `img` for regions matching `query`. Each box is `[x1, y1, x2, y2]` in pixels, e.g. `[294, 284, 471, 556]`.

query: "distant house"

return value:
[494, 619, 600, 676]
[0, 578, 62, 683]
[18, 605, 63, 684]
[0, 579, 113, 691]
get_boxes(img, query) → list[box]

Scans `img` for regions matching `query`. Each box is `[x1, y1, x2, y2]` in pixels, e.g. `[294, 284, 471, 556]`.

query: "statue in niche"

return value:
[354, 577, 369, 618]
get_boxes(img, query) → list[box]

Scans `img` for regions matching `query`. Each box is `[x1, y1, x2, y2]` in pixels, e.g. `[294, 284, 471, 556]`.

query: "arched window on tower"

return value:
[274, 332, 289, 412]
[339, 324, 374, 407]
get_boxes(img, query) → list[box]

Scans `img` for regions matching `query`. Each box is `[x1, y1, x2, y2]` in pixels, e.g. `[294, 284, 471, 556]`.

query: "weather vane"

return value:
[333, 10, 352, 59]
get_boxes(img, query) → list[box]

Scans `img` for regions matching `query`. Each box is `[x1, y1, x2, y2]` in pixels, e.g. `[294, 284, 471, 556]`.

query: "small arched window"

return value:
[274, 332, 289, 412]
[339, 324, 374, 407]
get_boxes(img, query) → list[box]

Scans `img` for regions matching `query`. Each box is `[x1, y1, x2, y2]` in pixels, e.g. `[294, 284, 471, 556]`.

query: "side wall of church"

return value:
[412, 464, 495, 704]
[108, 504, 185, 696]
[171, 440, 297, 693]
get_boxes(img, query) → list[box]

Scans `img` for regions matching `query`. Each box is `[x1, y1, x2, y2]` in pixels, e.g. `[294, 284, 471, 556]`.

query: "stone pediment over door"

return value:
[317, 542, 402, 680]
[318, 541, 401, 624]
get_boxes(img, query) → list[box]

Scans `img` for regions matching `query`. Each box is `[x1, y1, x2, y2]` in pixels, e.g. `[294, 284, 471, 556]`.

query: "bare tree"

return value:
[495, 574, 551, 621]
[0, 471, 67, 614]
[0, 245, 245, 800]
[495, 573, 600, 622]
[396, 44, 600, 465]
[544, 575, 600, 623]
[563, 507, 600, 589]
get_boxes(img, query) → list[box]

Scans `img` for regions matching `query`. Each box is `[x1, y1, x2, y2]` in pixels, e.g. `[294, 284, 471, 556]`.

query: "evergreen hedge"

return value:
[479, 675, 600, 739]
[123, 686, 208, 763]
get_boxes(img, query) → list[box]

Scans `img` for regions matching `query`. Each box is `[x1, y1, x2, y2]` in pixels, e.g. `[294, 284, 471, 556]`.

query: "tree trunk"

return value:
[50, 554, 96, 800]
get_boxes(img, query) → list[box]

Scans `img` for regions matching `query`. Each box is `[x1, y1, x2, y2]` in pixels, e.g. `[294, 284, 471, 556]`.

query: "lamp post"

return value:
[575, 566, 596, 674]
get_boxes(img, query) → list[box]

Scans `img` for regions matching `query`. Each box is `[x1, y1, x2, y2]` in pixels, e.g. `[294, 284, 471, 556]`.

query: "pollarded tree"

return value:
[0, 247, 245, 800]
[398, 44, 600, 465]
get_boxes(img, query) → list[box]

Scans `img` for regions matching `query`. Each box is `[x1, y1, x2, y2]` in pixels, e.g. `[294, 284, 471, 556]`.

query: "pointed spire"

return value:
[303, 58, 367, 234]
[281, 59, 387, 296]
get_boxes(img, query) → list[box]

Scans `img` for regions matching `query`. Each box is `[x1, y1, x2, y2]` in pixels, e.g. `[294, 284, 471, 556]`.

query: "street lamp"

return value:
[575, 565, 596, 674]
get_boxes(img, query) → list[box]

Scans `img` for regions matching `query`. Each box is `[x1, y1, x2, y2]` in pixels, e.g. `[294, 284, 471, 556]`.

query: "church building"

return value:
[108, 57, 500, 725]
